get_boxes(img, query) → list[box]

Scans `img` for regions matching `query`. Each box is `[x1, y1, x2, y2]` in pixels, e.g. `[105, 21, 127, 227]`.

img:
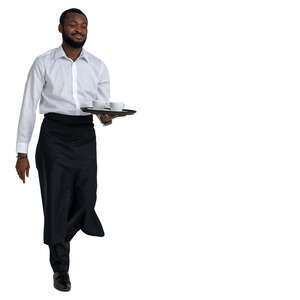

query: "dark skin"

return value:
[16, 12, 125, 183]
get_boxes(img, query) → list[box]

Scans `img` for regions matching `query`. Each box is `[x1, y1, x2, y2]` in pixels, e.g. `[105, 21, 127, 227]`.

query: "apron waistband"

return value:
[44, 112, 93, 125]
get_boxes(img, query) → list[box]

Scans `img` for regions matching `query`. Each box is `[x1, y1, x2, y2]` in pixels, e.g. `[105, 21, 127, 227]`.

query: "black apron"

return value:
[35, 112, 105, 245]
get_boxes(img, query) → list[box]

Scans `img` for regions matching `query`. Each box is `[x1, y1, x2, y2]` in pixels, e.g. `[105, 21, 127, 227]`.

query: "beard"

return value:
[62, 28, 87, 48]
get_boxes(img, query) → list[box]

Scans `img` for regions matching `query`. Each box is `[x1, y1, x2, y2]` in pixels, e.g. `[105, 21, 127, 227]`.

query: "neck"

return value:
[62, 42, 82, 61]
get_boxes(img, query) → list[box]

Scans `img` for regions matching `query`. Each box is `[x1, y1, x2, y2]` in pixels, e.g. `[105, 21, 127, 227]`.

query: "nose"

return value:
[73, 25, 84, 35]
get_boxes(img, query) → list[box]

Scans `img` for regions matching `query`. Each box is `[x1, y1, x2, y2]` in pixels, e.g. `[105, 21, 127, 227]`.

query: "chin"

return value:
[67, 39, 86, 48]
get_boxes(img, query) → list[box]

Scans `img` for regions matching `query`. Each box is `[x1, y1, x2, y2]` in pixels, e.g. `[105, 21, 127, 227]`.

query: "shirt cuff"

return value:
[16, 142, 29, 154]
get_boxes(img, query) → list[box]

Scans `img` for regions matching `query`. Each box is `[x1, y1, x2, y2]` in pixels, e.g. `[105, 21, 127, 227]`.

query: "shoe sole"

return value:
[54, 283, 71, 291]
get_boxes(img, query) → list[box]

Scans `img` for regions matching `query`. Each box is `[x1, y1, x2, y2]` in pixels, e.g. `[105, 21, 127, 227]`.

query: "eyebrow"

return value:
[68, 20, 87, 25]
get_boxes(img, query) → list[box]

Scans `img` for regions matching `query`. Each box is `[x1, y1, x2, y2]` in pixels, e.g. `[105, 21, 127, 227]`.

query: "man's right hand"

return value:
[15, 154, 30, 184]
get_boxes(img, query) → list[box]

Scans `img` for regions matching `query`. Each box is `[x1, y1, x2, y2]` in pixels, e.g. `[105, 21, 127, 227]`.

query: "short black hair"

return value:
[59, 8, 88, 26]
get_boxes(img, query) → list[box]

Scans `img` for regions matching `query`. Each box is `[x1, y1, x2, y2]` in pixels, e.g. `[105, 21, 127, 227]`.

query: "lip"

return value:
[74, 34, 83, 39]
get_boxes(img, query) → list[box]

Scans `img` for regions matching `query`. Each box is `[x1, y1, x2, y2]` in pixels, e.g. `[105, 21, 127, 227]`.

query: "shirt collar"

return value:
[54, 44, 89, 63]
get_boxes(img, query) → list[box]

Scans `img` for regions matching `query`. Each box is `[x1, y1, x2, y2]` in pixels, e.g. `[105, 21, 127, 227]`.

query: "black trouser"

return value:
[48, 241, 70, 272]
[48, 230, 76, 272]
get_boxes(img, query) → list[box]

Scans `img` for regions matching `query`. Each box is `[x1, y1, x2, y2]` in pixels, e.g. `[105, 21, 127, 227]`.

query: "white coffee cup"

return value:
[110, 102, 125, 111]
[92, 100, 110, 110]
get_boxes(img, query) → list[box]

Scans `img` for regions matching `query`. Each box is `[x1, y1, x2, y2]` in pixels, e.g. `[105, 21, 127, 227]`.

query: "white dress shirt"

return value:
[16, 44, 111, 154]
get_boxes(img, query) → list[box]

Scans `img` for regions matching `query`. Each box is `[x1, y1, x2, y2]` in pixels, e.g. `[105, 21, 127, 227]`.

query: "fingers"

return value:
[98, 113, 110, 120]
[103, 114, 112, 122]
[16, 160, 29, 183]
[21, 170, 25, 183]
[19, 169, 25, 183]
[98, 113, 125, 121]
[111, 114, 120, 118]
[16, 166, 24, 183]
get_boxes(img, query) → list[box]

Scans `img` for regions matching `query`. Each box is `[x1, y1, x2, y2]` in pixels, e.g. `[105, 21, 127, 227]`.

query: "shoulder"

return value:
[36, 47, 55, 61]
[84, 49, 109, 71]
[31, 48, 55, 69]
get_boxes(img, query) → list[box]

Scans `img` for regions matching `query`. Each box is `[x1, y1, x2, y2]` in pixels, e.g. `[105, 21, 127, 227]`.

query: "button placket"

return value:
[72, 61, 80, 115]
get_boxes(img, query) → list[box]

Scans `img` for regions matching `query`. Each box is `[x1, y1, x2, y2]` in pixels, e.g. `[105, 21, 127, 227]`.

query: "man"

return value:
[15, 8, 125, 292]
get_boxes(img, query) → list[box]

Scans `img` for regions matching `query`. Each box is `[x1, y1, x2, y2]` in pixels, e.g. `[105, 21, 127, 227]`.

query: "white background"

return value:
[1, 0, 300, 298]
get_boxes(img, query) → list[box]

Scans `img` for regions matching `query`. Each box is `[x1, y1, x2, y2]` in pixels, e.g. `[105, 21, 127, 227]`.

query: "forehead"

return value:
[65, 12, 87, 24]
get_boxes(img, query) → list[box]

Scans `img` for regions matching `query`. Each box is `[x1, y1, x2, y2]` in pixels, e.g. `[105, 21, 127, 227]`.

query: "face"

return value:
[59, 12, 88, 48]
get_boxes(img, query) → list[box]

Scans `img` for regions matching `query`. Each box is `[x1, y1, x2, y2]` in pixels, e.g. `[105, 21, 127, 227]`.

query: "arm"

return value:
[96, 62, 112, 126]
[16, 57, 45, 154]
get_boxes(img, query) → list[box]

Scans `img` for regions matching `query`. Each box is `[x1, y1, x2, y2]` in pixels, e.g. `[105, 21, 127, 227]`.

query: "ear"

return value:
[58, 24, 62, 33]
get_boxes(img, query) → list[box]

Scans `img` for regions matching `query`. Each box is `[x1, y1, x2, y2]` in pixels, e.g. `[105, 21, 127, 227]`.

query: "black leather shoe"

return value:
[53, 271, 71, 291]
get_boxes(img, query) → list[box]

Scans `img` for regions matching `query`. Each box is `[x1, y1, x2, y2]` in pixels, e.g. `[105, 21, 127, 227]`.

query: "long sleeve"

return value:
[16, 57, 45, 153]
[96, 63, 112, 126]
